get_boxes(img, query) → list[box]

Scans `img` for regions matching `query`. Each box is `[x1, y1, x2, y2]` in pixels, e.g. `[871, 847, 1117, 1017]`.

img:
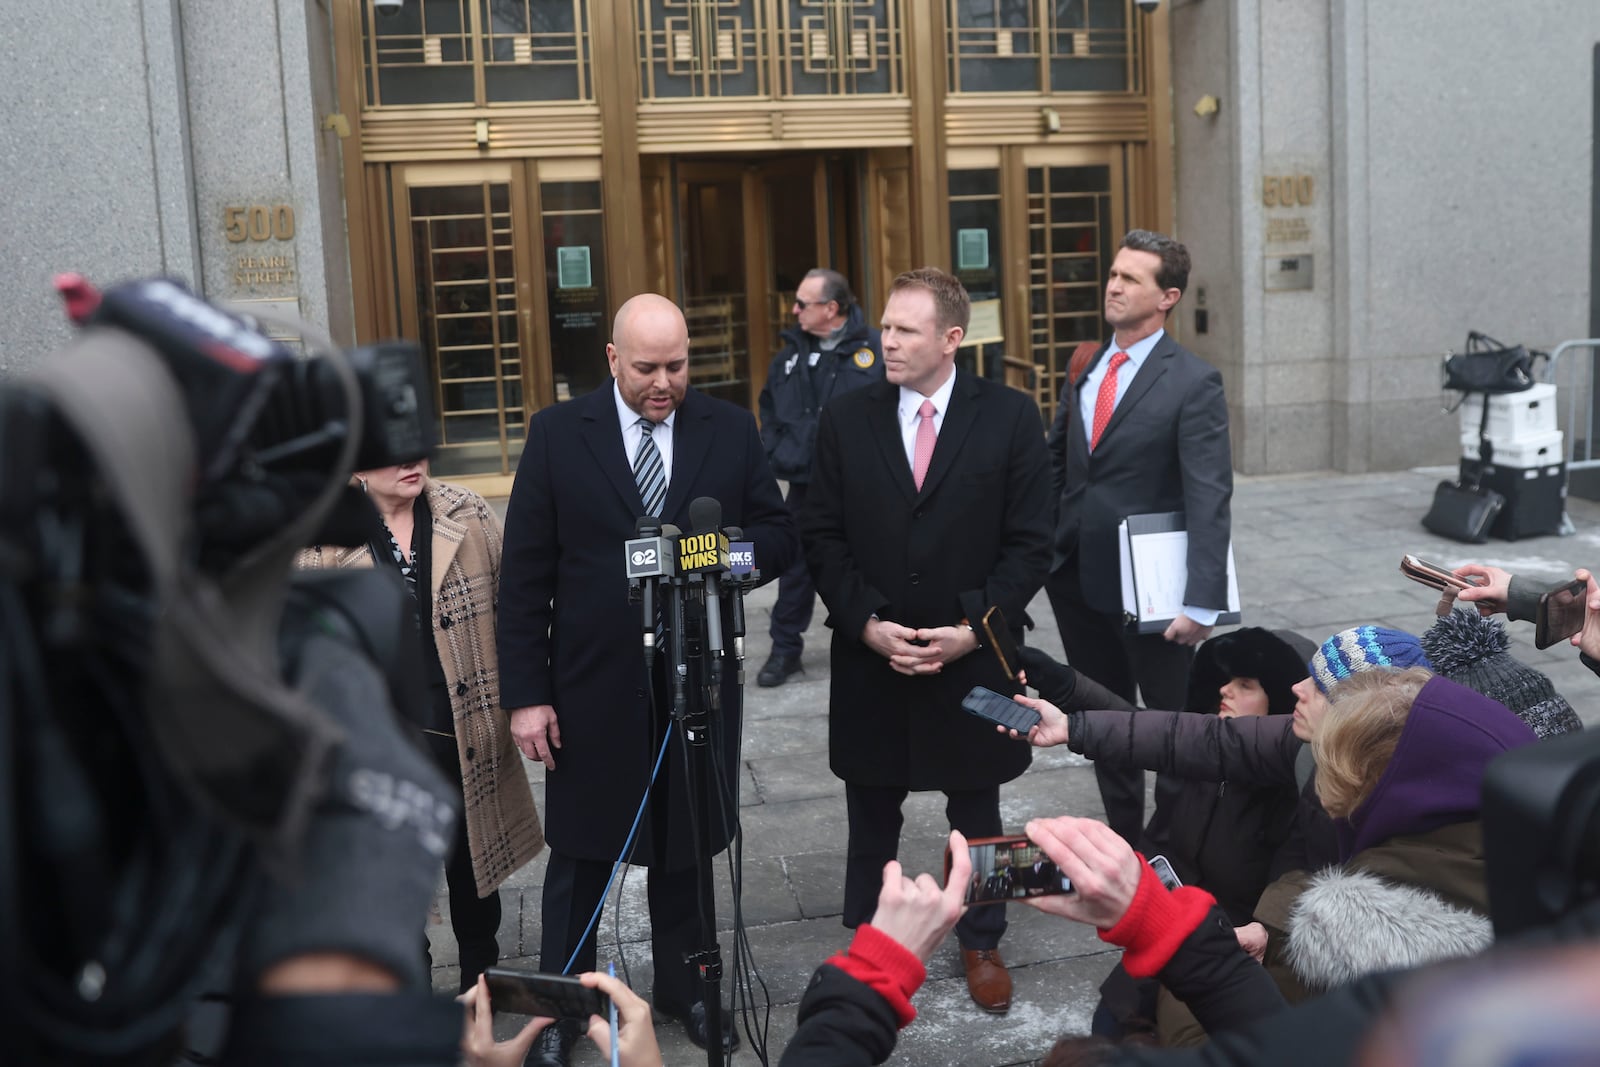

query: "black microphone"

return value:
[687, 497, 728, 660]
[724, 525, 749, 662]
[625, 515, 678, 659]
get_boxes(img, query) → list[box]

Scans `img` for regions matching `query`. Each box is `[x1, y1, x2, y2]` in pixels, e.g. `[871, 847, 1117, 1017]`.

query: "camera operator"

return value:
[0, 277, 482, 1065]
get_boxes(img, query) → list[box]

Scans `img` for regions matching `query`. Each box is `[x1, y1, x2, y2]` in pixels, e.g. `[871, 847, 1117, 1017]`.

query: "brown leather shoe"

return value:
[961, 948, 1012, 1014]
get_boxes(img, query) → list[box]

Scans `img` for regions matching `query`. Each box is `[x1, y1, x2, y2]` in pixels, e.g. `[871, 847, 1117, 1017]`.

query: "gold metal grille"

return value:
[362, 0, 592, 107]
[1026, 163, 1111, 424]
[947, 0, 1140, 95]
[639, 0, 766, 98]
[639, 0, 902, 100]
[683, 294, 748, 386]
[779, 0, 902, 96]
[409, 182, 526, 476]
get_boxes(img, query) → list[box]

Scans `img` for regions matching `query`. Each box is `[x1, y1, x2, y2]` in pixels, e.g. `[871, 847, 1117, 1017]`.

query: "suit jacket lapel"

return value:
[1096, 335, 1173, 449]
[429, 506, 467, 598]
[916, 371, 980, 499]
[867, 381, 919, 503]
[577, 386, 647, 514]
[661, 388, 713, 520]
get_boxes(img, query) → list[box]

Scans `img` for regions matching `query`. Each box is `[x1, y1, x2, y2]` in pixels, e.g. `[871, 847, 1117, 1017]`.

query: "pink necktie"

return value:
[1090, 351, 1131, 451]
[912, 399, 937, 490]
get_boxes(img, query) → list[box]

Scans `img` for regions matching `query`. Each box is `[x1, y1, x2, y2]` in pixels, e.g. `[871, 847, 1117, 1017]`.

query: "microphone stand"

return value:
[664, 569, 726, 1067]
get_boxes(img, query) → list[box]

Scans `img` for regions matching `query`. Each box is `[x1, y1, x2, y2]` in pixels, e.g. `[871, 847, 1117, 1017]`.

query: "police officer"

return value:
[756, 269, 883, 687]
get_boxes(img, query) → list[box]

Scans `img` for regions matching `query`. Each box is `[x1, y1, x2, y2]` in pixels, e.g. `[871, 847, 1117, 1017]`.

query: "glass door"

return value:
[390, 162, 536, 479]
[1020, 146, 1124, 425]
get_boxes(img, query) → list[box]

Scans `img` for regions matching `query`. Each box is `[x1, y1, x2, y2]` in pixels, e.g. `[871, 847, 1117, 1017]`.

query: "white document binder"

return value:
[1117, 511, 1241, 634]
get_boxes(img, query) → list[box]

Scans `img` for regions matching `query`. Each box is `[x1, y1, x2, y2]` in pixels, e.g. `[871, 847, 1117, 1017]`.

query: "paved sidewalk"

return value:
[443, 467, 1600, 1065]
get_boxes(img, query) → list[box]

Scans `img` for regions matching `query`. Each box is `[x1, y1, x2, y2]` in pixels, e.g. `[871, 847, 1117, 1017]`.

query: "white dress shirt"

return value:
[1077, 328, 1164, 434]
[614, 380, 675, 480]
[896, 368, 959, 470]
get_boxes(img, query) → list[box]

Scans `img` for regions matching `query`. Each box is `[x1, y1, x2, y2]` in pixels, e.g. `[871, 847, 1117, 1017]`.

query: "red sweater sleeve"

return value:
[821, 924, 928, 1029]
[1098, 858, 1219, 978]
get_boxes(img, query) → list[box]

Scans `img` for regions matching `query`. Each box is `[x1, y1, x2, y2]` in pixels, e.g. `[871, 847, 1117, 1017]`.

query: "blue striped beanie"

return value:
[1310, 626, 1433, 694]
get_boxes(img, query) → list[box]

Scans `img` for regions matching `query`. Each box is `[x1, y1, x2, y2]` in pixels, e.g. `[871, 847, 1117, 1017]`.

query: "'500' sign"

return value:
[224, 204, 296, 242]
[1262, 176, 1314, 208]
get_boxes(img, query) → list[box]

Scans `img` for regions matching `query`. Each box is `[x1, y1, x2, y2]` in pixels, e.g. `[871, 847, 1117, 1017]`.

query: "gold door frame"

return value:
[1016, 143, 1125, 423]
[640, 151, 856, 411]
[389, 160, 542, 496]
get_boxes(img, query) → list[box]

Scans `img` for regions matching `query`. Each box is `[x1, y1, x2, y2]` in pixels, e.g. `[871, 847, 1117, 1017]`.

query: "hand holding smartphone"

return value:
[483, 968, 611, 1021]
[945, 834, 1073, 905]
[1400, 554, 1484, 592]
[962, 686, 1041, 736]
[980, 605, 1024, 681]
[1535, 577, 1588, 649]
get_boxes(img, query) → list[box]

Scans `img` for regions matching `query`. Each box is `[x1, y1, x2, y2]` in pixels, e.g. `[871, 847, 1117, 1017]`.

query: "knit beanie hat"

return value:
[1310, 626, 1433, 694]
[1420, 609, 1584, 740]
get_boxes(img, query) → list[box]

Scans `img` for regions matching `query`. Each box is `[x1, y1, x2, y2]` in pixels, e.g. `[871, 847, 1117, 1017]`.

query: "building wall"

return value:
[0, 1, 199, 372]
[0, 0, 346, 376]
[9, 2, 1597, 478]
[1175, 0, 1600, 474]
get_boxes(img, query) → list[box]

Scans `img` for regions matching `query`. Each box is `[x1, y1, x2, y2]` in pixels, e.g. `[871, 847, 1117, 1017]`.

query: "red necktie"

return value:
[912, 399, 937, 490]
[1090, 351, 1131, 451]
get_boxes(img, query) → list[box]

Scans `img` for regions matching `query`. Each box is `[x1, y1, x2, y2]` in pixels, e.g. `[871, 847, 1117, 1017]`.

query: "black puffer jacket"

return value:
[757, 304, 883, 483]
[1051, 629, 1313, 923]
[780, 965, 901, 1066]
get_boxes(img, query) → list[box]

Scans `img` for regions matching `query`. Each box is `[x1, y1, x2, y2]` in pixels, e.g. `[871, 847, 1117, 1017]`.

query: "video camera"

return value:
[0, 276, 452, 1064]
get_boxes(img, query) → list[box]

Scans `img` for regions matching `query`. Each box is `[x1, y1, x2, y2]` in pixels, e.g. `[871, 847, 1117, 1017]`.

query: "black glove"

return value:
[1019, 646, 1078, 707]
[235, 629, 457, 992]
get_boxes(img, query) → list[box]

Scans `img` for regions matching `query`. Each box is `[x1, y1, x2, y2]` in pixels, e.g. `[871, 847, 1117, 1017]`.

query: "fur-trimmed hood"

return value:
[1285, 866, 1492, 991]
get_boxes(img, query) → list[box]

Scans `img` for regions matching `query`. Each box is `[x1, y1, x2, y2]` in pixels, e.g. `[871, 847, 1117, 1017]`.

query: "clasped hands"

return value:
[862, 617, 978, 676]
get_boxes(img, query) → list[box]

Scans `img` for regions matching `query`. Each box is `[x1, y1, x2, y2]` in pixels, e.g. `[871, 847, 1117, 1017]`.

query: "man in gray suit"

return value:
[1045, 229, 1233, 845]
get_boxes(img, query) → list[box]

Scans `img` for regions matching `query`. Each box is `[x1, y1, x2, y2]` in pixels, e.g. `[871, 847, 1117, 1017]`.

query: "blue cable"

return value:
[562, 721, 674, 975]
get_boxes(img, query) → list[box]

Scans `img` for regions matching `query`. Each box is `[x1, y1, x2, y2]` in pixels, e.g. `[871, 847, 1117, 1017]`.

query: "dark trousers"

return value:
[539, 850, 701, 1010]
[841, 783, 1006, 950]
[423, 733, 502, 992]
[1045, 565, 1194, 844]
[768, 482, 815, 658]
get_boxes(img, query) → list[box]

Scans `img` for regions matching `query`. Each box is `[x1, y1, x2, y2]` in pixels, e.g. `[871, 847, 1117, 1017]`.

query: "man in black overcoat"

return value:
[497, 293, 796, 1064]
[1046, 229, 1233, 845]
[802, 268, 1053, 1015]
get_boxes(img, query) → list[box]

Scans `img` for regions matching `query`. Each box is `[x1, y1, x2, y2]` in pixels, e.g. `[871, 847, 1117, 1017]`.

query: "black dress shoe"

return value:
[655, 999, 741, 1052]
[523, 1018, 579, 1067]
[757, 652, 802, 688]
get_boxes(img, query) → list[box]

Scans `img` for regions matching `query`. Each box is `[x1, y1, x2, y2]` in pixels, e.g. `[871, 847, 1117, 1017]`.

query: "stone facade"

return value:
[0, 0, 347, 374]
[1172, 0, 1600, 474]
[4, 1, 1597, 477]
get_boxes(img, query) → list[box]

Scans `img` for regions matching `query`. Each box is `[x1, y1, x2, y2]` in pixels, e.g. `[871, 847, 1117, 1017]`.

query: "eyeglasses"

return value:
[793, 296, 832, 311]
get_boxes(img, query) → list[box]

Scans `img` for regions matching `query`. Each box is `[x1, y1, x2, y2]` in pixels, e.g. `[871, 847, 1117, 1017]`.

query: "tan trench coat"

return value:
[298, 480, 544, 895]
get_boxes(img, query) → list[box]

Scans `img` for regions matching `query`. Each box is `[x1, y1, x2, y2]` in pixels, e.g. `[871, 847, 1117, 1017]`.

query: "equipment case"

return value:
[1458, 457, 1566, 541]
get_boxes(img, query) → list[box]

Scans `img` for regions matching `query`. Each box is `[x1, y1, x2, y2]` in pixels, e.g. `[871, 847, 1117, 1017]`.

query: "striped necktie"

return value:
[634, 417, 666, 517]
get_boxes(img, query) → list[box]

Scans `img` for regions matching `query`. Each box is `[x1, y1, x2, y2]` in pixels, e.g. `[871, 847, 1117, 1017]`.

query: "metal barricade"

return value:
[1545, 339, 1600, 471]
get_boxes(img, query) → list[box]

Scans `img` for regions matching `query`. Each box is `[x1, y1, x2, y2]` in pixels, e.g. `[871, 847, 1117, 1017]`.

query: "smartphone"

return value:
[980, 604, 1023, 681]
[1399, 554, 1482, 592]
[945, 833, 1072, 906]
[1148, 854, 1183, 892]
[483, 968, 611, 1020]
[962, 685, 1042, 736]
[1535, 577, 1588, 650]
